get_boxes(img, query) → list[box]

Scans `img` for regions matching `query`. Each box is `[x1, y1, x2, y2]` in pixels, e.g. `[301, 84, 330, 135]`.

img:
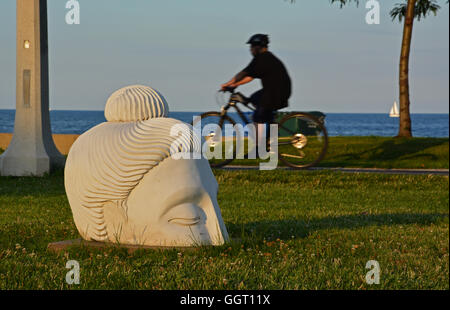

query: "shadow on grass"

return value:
[327, 138, 448, 164]
[228, 213, 449, 241]
[11, 213, 447, 257]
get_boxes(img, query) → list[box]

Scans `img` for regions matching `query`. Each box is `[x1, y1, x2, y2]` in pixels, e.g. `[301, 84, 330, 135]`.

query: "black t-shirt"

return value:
[243, 51, 291, 110]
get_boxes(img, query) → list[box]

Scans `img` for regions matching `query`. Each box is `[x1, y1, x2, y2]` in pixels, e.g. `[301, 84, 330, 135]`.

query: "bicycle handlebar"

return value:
[217, 87, 255, 110]
[219, 86, 236, 93]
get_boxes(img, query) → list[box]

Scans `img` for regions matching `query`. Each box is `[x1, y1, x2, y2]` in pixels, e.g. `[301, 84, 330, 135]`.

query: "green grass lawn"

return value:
[320, 137, 449, 169]
[216, 136, 449, 169]
[0, 169, 448, 289]
[1, 136, 449, 169]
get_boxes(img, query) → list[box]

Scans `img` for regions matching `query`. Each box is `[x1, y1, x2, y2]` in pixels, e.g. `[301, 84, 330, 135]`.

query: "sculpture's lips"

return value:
[168, 216, 201, 226]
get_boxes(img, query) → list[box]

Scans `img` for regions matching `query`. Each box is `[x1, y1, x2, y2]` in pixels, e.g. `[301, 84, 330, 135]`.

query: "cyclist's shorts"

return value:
[250, 90, 275, 124]
[253, 107, 275, 124]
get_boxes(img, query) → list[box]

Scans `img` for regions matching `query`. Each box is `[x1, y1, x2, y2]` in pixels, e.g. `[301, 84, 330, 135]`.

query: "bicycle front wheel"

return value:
[192, 112, 241, 168]
[277, 112, 328, 169]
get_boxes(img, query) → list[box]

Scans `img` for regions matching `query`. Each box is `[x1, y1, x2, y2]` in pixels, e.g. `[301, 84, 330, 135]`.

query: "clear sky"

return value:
[0, 0, 448, 113]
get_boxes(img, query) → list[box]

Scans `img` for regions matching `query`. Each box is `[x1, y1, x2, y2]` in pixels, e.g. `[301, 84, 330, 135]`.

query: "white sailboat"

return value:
[389, 101, 400, 118]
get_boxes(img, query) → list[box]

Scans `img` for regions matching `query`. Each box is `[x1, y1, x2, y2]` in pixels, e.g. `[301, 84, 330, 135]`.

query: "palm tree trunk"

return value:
[397, 0, 416, 138]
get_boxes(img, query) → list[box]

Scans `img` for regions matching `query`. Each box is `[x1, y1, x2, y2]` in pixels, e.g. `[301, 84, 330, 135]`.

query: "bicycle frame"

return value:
[219, 94, 298, 145]
[220, 100, 252, 126]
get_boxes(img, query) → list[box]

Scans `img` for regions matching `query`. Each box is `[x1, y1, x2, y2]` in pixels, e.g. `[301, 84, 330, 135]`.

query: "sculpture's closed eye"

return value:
[166, 203, 202, 227]
[168, 217, 201, 226]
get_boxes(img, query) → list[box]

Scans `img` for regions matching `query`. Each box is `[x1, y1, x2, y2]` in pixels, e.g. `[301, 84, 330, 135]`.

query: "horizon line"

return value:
[0, 109, 449, 115]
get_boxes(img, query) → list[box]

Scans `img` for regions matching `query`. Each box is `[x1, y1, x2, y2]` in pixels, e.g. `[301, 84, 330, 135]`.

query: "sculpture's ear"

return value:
[103, 201, 128, 242]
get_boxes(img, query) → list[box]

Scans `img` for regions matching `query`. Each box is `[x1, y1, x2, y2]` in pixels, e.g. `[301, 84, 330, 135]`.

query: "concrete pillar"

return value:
[0, 0, 65, 176]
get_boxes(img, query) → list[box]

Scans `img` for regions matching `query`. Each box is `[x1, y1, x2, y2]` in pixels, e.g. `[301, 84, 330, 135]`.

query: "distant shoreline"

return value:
[0, 109, 449, 115]
[1, 110, 448, 138]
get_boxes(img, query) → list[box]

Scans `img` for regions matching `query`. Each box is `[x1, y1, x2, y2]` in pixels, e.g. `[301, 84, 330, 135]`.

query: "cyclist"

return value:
[221, 34, 292, 153]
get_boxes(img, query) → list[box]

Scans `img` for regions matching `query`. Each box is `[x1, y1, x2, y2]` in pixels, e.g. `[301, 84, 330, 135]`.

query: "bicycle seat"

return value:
[230, 92, 250, 104]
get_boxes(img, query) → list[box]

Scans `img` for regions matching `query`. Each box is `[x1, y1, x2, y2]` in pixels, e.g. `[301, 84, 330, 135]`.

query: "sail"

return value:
[393, 101, 399, 115]
[390, 101, 399, 117]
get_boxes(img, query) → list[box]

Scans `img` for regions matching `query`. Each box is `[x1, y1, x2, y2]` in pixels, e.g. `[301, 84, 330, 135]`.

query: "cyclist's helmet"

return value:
[247, 34, 269, 47]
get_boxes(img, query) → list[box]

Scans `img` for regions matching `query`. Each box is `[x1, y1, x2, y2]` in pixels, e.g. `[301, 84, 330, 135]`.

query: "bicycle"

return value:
[192, 88, 328, 169]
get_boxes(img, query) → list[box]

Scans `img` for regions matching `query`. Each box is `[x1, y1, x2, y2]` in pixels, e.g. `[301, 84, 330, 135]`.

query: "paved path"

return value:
[221, 166, 449, 176]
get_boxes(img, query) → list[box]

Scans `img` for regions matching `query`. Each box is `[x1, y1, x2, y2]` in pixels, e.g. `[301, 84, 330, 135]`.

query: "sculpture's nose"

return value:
[203, 201, 230, 245]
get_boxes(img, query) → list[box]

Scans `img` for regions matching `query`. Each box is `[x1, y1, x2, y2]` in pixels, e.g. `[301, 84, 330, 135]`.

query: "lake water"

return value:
[0, 110, 448, 138]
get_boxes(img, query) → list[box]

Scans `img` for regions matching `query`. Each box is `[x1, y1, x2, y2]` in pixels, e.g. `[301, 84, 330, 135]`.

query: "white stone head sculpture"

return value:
[65, 85, 229, 247]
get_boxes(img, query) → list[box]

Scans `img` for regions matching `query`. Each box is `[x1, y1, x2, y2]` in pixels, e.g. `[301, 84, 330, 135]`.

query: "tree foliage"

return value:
[391, 0, 445, 22]
[328, 0, 447, 21]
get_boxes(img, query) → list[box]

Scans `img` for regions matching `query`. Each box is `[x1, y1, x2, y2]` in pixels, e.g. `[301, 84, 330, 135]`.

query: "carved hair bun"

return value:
[105, 85, 169, 122]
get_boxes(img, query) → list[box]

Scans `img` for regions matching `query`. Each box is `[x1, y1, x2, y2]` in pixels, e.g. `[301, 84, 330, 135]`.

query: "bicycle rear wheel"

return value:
[277, 112, 328, 169]
[192, 112, 247, 168]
